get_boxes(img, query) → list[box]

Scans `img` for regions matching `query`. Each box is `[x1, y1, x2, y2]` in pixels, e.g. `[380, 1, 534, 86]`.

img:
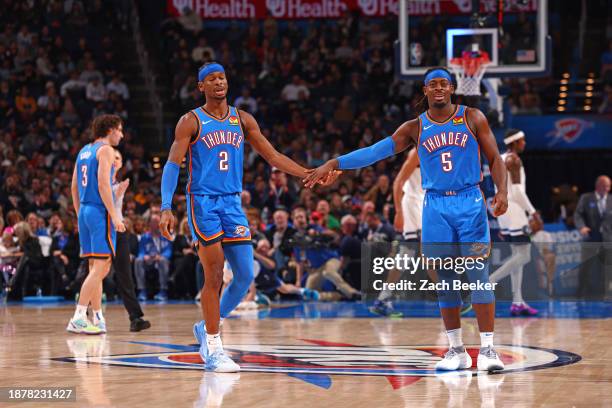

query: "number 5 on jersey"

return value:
[219, 151, 228, 171]
[441, 152, 453, 172]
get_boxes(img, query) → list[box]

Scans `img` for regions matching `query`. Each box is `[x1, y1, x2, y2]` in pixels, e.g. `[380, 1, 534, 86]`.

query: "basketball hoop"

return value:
[449, 50, 491, 96]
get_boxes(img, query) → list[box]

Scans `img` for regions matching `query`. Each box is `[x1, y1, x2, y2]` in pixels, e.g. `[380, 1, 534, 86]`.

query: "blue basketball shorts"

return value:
[420, 185, 494, 307]
[421, 185, 490, 257]
[187, 193, 251, 247]
[78, 204, 116, 259]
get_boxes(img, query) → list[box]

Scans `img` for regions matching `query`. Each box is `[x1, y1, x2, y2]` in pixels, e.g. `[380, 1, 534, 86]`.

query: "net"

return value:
[449, 50, 491, 96]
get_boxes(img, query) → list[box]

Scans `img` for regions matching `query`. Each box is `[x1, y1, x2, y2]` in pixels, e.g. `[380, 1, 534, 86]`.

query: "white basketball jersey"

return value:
[496, 152, 529, 236]
[401, 167, 425, 239]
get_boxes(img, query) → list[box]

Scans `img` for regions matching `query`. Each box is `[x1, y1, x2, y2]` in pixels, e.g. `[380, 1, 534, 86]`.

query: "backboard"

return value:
[397, 0, 551, 80]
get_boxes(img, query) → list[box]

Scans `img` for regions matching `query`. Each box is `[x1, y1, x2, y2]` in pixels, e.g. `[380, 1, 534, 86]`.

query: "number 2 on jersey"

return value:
[441, 152, 453, 172]
[219, 151, 229, 171]
[81, 165, 88, 186]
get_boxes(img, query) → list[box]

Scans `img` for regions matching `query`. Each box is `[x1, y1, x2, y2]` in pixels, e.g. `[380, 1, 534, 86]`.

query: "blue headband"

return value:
[424, 69, 452, 85]
[198, 63, 225, 82]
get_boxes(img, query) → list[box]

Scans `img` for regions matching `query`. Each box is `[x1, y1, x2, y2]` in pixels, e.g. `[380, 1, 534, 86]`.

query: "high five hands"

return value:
[304, 160, 341, 188]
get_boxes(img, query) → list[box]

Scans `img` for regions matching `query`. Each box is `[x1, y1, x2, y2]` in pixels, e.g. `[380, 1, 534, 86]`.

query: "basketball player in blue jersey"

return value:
[67, 114, 126, 334]
[159, 62, 337, 372]
[305, 67, 509, 372]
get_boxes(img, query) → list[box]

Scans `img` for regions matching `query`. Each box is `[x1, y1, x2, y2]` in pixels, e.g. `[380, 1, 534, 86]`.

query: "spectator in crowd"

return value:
[106, 74, 129, 100]
[290, 207, 360, 300]
[266, 169, 297, 214]
[316, 199, 341, 231]
[8, 221, 44, 299]
[338, 214, 362, 290]
[135, 214, 172, 301]
[364, 174, 393, 214]
[234, 88, 257, 114]
[170, 218, 198, 299]
[49, 215, 79, 295]
[363, 211, 395, 243]
[281, 75, 310, 102]
[574, 175, 612, 298]
[86, 77, 106, 102]
[252, 238, 319, 302]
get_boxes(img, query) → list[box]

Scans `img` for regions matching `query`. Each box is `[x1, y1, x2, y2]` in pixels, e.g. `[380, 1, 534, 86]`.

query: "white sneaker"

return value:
[435, 346, 472, 371]
[66, 316, 103, 335]
[477, 346, 505, 372]
[205, 350, 240, 373]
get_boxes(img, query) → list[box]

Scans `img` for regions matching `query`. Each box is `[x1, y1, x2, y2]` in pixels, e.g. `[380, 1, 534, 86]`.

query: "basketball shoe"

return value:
[477, 345, 505, 372]
[205, 350, 240, 373]
[369, 300, 403, 317]
[66, 316, 103, 335]
[510, 303, 538, 316]
[193, 320, 208, 361]
[435, 346, 472, 371]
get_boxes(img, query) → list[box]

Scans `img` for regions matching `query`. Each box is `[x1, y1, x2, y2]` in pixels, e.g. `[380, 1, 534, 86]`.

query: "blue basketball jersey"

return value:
[416, 105, 482, 191]
[76, 141, 114, 206]
[187, 106, 245, 195]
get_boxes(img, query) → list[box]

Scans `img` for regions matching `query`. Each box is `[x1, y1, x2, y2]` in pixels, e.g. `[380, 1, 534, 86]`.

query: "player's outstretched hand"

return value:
[303, 160, 337, 189]
[491, 191, 508, 217]
[319, 170, 343, 186]
[159, 209, 176, 241]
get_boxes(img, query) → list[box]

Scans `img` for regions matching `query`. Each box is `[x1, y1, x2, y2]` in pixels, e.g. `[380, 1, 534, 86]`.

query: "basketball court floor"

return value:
[1, 301, 610, 407]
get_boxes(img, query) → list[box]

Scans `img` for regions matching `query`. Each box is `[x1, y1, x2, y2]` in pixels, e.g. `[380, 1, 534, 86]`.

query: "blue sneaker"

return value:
[154, 291, 167, 302]
[205, 350, 240, 373]
[369, 300, 403, 318]
[193, 320, 208, 362]
[302, 288, 320, 301]
[255, 291, 271, 306]
[138, 290, 147, 301]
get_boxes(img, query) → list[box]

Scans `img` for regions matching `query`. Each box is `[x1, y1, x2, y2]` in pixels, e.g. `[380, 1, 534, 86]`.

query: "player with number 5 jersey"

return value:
[158, 62, 339, 372]
[304, 67, 509, 373]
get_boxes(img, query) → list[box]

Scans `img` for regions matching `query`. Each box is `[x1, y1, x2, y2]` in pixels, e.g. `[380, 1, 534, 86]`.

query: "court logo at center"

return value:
[56, 339, 580, 388]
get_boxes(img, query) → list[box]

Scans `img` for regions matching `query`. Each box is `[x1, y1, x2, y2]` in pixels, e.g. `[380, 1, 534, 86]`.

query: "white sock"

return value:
[446, 328, 463, 348]
[73, 305, 88, 319]
[206, 332, 223, 354]
[480, 332, 494, 348]
[510, 268, 524, 304]
[92, 309, 104, 325]
[378, 289, 393, 302]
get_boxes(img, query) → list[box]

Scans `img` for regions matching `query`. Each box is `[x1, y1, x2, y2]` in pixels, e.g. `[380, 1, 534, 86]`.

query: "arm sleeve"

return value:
[510, 184, 536, 216]
[336, 137, 396, 170]
[161, 161, 180, 211]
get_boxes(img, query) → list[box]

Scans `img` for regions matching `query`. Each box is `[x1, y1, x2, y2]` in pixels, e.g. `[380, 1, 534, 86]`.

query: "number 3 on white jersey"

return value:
[441, 152, 453, 172]
[219, 151, 229, 171]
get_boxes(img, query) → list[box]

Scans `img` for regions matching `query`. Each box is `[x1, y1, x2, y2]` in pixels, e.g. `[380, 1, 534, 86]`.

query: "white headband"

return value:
[504, 131, 525, 145]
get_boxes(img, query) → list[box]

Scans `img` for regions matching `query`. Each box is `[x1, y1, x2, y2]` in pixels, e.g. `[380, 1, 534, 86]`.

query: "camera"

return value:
[286, 230, 335, 249]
